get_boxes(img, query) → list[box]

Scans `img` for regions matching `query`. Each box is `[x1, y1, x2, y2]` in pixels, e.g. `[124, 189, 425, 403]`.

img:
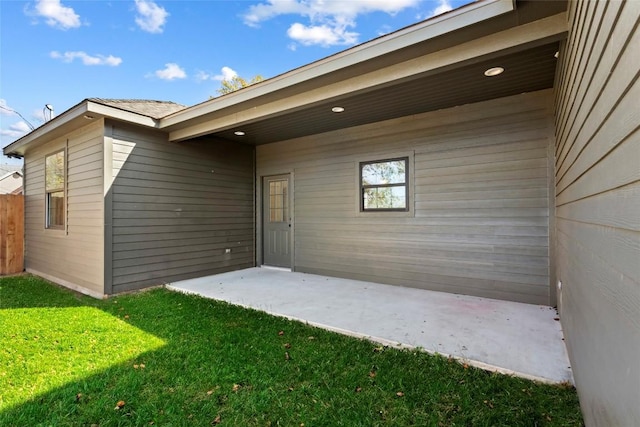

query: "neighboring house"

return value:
[3, 1, 638, 425]
[0, 164, 23, 194]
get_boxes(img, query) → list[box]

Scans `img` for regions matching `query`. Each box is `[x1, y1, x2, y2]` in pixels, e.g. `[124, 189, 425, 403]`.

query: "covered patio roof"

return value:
[161, 0, 567, 145]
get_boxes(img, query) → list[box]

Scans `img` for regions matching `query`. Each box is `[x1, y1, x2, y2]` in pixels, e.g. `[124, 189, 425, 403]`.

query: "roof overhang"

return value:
[161, 0, 567, 144]
[3, 100, 158, 158]
[161, 0, 515, 131]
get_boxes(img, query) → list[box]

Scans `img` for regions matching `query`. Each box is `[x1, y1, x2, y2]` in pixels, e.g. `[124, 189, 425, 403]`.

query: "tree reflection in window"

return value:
[360, 158, 408, 211]
[45, 150, 65, 228]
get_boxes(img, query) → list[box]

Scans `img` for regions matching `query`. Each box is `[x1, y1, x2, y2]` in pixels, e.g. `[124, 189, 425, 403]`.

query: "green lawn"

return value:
[0, 275, 583, 426]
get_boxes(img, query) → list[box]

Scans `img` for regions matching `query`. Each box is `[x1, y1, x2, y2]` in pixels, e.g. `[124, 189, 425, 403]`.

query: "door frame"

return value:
[258, 172, 294, 269]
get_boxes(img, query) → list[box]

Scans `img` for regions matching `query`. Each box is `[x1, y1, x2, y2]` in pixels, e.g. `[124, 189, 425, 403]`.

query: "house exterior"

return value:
[3, 1, 638, 425]
[0, 164, 23, 194]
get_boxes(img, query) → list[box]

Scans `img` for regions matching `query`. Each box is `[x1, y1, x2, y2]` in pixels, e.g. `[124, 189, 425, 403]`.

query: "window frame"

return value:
[45, 149, 66, 230]
[359, 156, 409, 212]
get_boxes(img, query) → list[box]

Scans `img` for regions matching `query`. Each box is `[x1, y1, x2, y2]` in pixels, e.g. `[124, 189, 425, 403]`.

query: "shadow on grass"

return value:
[0, 275, 583, 426]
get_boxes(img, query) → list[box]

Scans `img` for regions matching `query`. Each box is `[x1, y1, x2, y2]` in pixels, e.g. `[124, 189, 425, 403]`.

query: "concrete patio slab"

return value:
[167, 267, 573, 384]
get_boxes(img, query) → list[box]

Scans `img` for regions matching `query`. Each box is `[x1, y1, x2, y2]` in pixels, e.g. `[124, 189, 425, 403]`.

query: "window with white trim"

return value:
[45, 150, 65, 229]
[359, 157, 408, 211]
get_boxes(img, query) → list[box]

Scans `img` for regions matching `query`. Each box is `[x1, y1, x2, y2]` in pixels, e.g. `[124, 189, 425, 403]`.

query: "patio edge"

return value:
[166, 284, 569, 386]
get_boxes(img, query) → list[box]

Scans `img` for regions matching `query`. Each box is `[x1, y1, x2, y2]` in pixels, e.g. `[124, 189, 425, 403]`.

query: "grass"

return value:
[0, 275, 583, 426]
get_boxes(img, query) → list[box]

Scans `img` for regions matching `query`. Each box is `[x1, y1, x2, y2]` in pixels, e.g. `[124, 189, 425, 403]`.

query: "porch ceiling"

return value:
[204, 41, 559, 146]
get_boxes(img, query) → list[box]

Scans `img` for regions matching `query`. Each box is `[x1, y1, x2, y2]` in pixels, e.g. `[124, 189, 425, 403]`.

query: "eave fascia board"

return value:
[3, 100, 158, 157]
[160, 0, 514, 129]
[168, 11, 567, 142]
[2, 100, 89, 157]
[86, 101, 158, 128]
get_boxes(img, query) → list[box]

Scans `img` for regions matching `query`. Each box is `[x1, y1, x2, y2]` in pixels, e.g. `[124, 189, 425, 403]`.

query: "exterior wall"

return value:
[257, 89, 555, 305]
[554, 1, 640, 425]
[23, 120, 105, 296]
[107, 121, 254, 294]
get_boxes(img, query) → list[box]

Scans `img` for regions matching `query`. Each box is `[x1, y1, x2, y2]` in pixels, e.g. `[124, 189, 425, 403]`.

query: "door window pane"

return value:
[269, 180, 288, 222]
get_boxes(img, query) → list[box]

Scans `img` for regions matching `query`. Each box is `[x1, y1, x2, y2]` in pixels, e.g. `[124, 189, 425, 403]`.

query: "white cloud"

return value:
[244, 0, 418, 27]
[0, 121, 32, 138]
[32, 108, 49, 123]
[0, 99, 14, 116]
[215, 66, 238, 81]
[135, 0, 169, 34]
[431, 0, 453, 17]
[377, 24, 393, 37]
[287, 23, 358, 47]
[152, 63, 186, 80]
[195, 66, 237, 82]
[0, 101, 37, 141]
[195, 70, 211, 82]
[10, 121, 32, 133]
[50, 51, 123, 66]
[243, 0, 419, 47]
[32, 0, 81, 30]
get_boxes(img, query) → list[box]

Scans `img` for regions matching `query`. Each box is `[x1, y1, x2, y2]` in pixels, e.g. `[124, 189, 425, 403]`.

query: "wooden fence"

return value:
[0, 195, 24, 275]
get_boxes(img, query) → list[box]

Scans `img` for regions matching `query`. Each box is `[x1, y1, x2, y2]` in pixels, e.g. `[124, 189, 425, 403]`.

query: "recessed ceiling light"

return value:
[83, 114, 95, 120]
[234, 131, 245, 136]
[331, 106, 345, 113]
[484, 67, 504, 77]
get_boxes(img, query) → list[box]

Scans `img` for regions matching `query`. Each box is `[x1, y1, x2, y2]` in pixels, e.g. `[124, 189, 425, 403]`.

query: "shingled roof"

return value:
[88, 99, 187, 119]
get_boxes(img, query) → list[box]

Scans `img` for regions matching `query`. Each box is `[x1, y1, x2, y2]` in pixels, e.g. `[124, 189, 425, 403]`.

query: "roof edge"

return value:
[3, 99, 161, 157]
[3, 100, 89, 157]
[0, 170, 22, 181]
[160, 0, 515, 128]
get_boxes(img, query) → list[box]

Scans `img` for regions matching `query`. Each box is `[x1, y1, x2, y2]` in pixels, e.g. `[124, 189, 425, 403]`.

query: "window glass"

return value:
[362, 160, 406, 185]
[363, 186, 406, 210]
[47, 191, 65, 228]
[269, 180, 288, 222]
[45, 151, 65, 229]
[360, 158, 408, 211]
[46, 151, 65, 191]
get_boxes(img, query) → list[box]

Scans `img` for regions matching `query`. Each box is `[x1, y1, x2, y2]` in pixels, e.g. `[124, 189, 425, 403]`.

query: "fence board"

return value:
[0, 195, 24, 275]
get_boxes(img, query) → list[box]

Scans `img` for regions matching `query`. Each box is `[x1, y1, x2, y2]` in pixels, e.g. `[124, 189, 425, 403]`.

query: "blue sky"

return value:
[1, 0, 471, 163]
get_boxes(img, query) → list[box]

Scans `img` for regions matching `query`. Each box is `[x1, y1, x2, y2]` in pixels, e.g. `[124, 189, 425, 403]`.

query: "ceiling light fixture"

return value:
[484, 67, 504, 77]
[234, 131, 245, 136]
[331, 106, 345, 113]
[83, 114, 95, 120]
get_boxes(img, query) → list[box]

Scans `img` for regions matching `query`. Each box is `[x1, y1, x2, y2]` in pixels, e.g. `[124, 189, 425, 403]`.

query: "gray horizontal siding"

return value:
[23, 121, 104, 295]
[108, 121, 254, 293]
[553, 1, 640, 425]
[257, 89, 554, 304]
